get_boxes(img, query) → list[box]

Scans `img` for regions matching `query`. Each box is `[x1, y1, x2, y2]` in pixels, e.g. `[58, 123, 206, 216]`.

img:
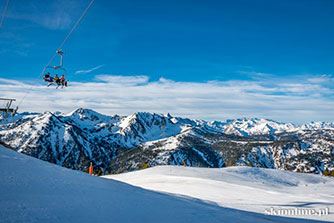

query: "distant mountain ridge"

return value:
[0, 108, 333, 174]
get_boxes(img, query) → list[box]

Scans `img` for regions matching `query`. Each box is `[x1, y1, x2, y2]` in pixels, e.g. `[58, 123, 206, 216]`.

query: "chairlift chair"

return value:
[43, 50, 68, 88]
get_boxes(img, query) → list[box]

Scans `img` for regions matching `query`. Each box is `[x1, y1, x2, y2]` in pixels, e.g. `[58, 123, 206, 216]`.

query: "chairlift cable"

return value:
[17, 0, 95, 108]
[0, 0, 10, 31]
[57, 0, 95, 51]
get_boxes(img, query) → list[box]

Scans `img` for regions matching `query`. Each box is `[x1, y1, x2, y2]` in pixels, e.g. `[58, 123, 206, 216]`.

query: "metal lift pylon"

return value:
[0, 98, 18, 118]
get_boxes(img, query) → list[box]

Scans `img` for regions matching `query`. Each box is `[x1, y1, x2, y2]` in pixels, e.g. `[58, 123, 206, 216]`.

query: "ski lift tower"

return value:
[0, 98, 18, 118]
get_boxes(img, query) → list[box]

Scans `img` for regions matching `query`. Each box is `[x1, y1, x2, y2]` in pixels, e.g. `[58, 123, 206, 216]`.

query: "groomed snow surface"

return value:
[1, 146, 333, 223]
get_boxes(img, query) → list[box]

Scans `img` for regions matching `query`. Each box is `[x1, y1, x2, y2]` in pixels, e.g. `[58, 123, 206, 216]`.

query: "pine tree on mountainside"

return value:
[296, 169, 303, 173]
[94, 168, 103, 176]
[142, 162, 149, 169]
[323, 167, 330, 176]
[330, 170, 334, 177]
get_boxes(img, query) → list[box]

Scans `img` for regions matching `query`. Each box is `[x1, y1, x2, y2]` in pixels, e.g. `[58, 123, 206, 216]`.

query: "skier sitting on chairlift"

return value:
[54, 74, 60, 83]
[60, 75, 67, 88]
[54, 74, 64, 88]
[43, 72, 53, 82]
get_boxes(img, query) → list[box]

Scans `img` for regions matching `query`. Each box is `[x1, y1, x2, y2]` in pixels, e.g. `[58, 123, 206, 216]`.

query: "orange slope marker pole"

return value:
[89, 162, 93, 175]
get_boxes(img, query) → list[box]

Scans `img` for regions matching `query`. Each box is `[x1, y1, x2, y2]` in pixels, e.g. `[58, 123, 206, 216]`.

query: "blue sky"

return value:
[0, 0, 333, 123]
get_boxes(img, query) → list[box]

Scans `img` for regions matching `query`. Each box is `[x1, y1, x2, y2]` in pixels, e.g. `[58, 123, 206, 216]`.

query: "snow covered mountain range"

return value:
[0, 108, 333, 174]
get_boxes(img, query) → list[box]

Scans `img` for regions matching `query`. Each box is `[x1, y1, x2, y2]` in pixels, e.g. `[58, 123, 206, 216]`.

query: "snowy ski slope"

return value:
[106, 166, 334, 222]
[0, 145, 333, 223]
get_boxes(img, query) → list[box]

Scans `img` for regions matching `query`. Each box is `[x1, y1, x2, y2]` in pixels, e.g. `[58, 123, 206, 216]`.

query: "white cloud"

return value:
[7, 0, 87, 30]
[0, 78, 24, 85]
[75, 65, 105, 75]
[95, 75, 149, 85]
[0, 74, 333, 124]
[237, 71, 274, 78]
[307, 74, 334, 83]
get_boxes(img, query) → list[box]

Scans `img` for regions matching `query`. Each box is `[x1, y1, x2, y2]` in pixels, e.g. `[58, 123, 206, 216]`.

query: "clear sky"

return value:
[0, 0, 333, 123]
